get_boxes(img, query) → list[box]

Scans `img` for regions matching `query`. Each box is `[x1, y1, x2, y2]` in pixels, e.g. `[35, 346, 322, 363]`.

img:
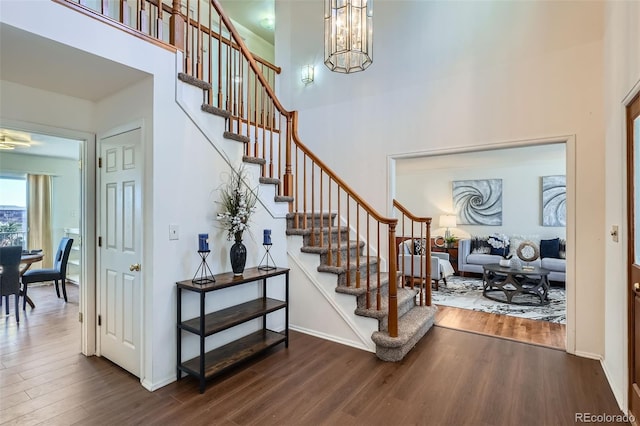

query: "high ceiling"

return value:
[219, 0, 275, 44]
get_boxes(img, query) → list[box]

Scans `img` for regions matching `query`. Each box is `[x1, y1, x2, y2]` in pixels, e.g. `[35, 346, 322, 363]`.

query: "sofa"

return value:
[458, 237, 566, 283]
[398, 239, 455, 289]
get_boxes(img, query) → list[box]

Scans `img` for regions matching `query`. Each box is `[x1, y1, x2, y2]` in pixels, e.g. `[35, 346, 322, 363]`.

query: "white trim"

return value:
[602, 358, 628, 413]
[574, 350, 602, 360]
[290, 325, 373, 352]
[387, 134, 576, 354]
[0, 118, 96, 356]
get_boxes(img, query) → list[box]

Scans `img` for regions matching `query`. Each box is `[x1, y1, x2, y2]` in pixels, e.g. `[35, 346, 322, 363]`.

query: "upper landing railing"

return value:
[55, 0, 403, 337]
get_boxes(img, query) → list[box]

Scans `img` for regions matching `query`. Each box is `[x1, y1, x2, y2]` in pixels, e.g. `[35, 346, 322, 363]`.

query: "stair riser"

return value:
[287, 213, 336, 229]
[319, 244, 365, 267]
[302, 228, 350, 247]
[354, 281, 390, 309]
[336, 262, 380, 286]
[378, 291, 417, 333]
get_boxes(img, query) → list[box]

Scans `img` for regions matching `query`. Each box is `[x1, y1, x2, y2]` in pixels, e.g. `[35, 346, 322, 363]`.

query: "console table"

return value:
[176, 266, 289, 393]
[482, 263, 550, 306]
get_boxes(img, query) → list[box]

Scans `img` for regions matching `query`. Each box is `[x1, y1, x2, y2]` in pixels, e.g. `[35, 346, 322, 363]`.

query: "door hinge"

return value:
[98, 236, 102, 247]
[79, 312, 83, 323]
[98, 157, 102, 168]
[98, 314, 102, 326]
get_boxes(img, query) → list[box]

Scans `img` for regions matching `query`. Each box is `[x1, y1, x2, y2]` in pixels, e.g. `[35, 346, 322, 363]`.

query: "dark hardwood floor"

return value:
[1, 284, 627, 425]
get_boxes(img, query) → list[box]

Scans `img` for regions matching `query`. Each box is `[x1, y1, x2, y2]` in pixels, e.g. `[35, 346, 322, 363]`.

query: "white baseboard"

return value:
[600, 359, 628, 414]
[574, 350, 602, 360]
[141, 375, 176, 392]
[290, 325, 374, 353]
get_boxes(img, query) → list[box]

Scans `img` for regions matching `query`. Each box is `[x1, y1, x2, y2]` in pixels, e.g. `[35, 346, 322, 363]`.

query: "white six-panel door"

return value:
[99, 127, 142, 377]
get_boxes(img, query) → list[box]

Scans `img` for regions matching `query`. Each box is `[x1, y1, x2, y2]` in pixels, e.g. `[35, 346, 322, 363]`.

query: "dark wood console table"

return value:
[176, 266, 289, 393]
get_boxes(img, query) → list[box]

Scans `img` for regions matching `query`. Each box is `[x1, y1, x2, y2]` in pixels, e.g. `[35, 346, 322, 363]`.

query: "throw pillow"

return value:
[559, 239, 566, 259]
[413, 239, 426, 256]
[490, 245, 510, 257]
[540, 238, 560, 259]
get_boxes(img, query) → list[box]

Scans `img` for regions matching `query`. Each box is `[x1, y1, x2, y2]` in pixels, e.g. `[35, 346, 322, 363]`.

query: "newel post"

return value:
[388, 222, 398, 338]
[283, 114, 294, 198]
[170, 0, 185, 51]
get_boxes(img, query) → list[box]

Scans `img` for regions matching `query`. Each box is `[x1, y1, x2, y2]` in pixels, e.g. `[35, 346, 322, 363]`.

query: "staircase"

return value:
[286, 212, 437, 361]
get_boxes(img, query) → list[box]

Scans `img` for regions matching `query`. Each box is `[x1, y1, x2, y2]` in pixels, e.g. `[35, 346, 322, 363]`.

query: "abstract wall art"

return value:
[542, 175, 566, 226]
[452, 179, 503, 225]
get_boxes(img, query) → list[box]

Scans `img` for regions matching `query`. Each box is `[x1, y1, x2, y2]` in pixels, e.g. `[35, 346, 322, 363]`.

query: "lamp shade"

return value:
[324, 0, 373, 73]
[439, 215, 457, 229]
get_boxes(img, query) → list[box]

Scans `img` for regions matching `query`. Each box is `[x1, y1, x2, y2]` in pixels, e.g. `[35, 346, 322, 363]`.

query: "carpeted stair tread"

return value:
[372, 305, 437, 361]
[300, 240, 364, 254]
[260, 177, 280, 186]
[275, 195, 294, 203]
[286, 226, 348, 237]
[243, 156, 266, 165]
[317, 258, 379, 275]
[286, 212, 337, 221]
[355, 287, 418, 320]
[335, 272, 393, 296]
[178, 72, 211, 91]
[223, 131, 250, 144]
[201, 104, 231, 119]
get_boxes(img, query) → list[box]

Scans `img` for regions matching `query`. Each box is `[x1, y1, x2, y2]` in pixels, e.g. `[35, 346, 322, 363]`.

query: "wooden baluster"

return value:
[269, 101, 274, 179]
[337, 187, 342, 272]
[426, 219, 432, 307]
[171, 0, 186, 68]
[261, 86, 266, 173]
[207, 2, 212, 99]
[217, 16, 223, 109]
[196, 4, 202, 80]
[244, 59, 249, 140]
[388, 222, 398, 338]
[346, 196, 351, 285]
[400, 213, 405, 288]
[139, 0, 149, 35]
[376, 222, 381, 310]
[419, 223, 424, 306]
[253, 70, 258, 156]
[310, 164, 315, 246]
[366, 214, 370, 309]
[327, 178, 332, 266]
[226, 35, 231, 123]
[294, 146, 299, 227]
[319, 169, 323, 248]
[119, 0, 129, 26]
[355, 204, 360, 288]
[283, 114, 293, 197]
[303, 154, 307, 230]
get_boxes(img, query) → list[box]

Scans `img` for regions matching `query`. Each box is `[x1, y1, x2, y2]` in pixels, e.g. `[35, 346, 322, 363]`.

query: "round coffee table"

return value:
[482, 263, 551, 306]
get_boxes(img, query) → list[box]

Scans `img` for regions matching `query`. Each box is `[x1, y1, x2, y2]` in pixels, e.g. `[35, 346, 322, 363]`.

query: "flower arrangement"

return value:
[487, 233, 512, 259]
[216, 166, 258, 241]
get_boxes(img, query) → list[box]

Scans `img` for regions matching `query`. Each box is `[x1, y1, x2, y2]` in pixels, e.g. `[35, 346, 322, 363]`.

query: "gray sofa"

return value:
[458, 238, 566, 283]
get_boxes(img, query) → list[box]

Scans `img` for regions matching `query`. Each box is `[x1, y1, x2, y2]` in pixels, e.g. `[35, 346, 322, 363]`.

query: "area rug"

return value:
[431, 275, 566, 324]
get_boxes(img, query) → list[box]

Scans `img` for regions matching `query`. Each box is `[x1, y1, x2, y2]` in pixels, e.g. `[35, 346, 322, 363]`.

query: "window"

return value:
[0, 177, 27, 247]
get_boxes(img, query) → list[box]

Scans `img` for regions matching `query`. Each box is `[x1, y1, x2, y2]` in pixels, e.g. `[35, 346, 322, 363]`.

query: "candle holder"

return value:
[258, 243, 276, 271]
[192, 250, 215, 284]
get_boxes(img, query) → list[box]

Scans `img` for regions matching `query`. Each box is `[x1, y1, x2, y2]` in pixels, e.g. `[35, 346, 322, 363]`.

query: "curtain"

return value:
[27, 174, 52, 268]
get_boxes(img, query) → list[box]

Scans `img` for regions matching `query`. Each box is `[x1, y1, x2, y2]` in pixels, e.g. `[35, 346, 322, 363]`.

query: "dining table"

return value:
[20, 252, 44, 309]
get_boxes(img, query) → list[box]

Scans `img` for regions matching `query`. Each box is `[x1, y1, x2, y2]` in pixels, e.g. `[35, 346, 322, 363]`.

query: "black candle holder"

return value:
[258, 243, 276, 271]
[192, 250, 215, 284]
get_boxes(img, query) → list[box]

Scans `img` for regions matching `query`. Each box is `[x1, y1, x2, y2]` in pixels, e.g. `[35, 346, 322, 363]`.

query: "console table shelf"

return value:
[176, 266, 289, 393]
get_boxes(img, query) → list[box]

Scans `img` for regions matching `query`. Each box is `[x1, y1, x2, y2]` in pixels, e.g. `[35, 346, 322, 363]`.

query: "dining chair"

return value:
[0, 245, 24, 322]
[22, 237, 73, 308]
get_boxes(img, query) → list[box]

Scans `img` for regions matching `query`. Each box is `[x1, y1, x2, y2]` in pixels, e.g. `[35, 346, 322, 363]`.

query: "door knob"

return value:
[129, 263, 141, 272]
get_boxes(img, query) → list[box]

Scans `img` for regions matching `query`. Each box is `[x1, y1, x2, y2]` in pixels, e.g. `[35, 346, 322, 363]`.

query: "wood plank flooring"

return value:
[1, 284, 625, 425]
[435, 305, 566, 350]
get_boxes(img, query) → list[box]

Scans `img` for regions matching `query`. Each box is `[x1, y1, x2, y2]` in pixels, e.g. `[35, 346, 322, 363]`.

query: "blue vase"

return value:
[230, 232, 246, 275]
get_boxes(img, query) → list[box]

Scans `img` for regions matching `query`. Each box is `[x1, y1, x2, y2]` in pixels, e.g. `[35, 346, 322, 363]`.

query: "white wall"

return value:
[0, 151, 81, 256]
[396, 143, 566, 240]
[603, 0, 640, 412]
[0, 0, 288, 391]
[276, 0, 605, 359]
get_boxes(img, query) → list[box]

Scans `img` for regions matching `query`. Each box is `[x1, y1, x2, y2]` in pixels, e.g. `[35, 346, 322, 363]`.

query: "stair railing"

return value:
[393, 200, 432, 307]
[54, 0, 402, 338]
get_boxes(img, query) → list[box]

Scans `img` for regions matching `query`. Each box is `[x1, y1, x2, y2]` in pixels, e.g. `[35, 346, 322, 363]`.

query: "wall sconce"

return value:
[301, 65, 314, 84]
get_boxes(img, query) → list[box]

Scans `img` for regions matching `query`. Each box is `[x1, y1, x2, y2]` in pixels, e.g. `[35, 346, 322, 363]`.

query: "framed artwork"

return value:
[452, 179, 503, 225]
[542, 175, 566, 226]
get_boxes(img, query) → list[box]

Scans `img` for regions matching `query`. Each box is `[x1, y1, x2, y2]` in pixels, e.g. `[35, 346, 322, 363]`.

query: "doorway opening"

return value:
[0, 123, 96, 355]
[390, 138, 573, 351]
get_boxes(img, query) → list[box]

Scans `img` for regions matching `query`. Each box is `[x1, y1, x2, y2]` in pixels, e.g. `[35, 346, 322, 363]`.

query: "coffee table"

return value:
[482, 263, 551, 306]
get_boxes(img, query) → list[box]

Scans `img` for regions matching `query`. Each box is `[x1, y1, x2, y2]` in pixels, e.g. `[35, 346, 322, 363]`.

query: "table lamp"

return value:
[439, 215, 457, 240]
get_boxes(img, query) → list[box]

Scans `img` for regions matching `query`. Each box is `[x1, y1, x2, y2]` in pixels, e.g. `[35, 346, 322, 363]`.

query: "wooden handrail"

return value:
[292, 113, 397, 225]
[393, 199, 431, 223]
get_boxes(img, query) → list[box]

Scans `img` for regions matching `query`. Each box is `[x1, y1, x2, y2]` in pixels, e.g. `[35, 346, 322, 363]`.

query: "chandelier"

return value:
[324, 0, 373, 73]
